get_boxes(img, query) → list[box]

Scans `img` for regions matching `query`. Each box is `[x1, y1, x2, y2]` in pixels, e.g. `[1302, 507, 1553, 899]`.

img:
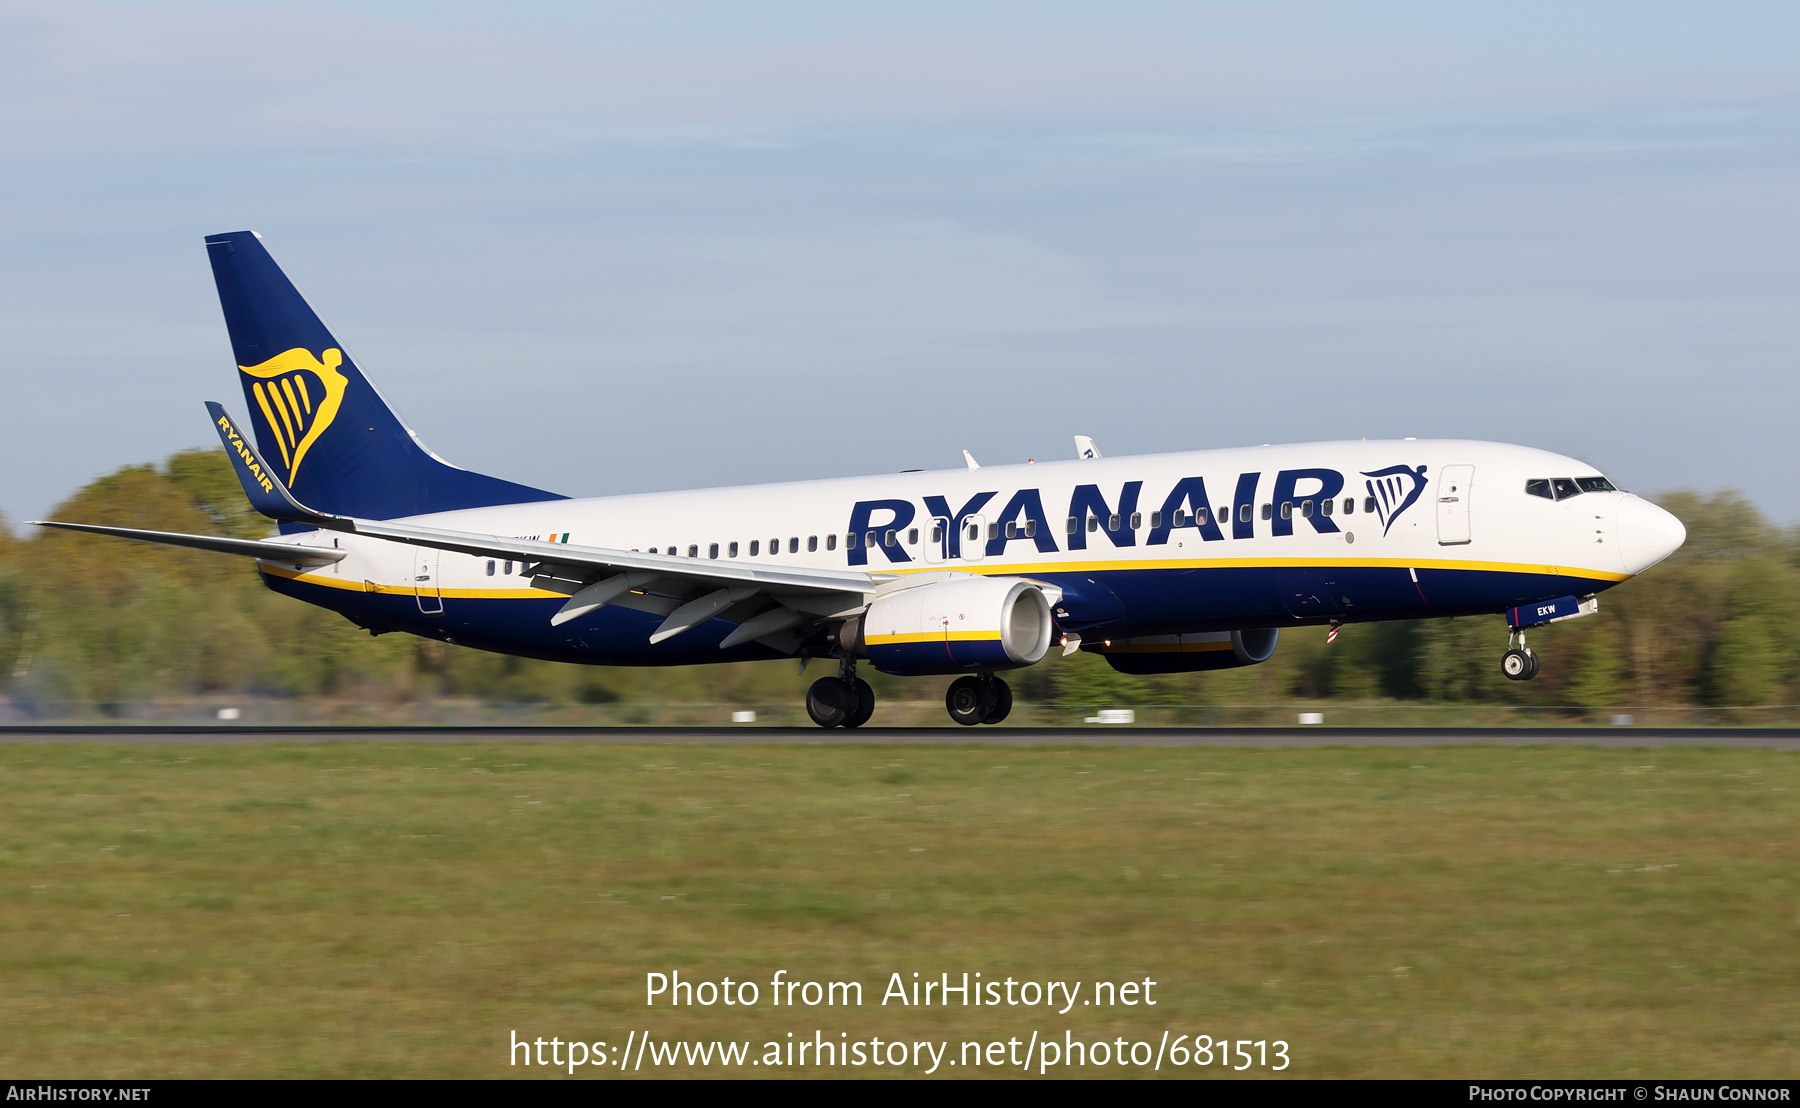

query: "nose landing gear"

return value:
[805, 657, 876, 728]
[1501, 631, 1540, 681]
[946, 673, 1012, 726]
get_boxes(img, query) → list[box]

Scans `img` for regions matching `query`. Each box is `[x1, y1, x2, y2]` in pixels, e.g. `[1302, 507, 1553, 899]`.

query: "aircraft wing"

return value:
[352, 515, 887, 626]
[27, 520, 348, 568]
[201, 401, 891, 641]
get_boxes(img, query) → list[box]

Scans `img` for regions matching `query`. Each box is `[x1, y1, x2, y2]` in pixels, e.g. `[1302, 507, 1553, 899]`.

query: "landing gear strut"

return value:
[1501, 630, 1541, 681]
[806, 657, 876, 728]
[946, 673, 1012, 726]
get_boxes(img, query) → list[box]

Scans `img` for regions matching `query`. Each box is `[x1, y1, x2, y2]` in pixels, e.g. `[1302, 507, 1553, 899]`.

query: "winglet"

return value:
[206, 401, 353, 531]
[1074, 435, 1102, 460]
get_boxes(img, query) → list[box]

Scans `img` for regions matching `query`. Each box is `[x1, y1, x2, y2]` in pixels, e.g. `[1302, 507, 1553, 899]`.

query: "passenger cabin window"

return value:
[1300, 500, 1313, 518]
[907, 528, 918, 545]
[1129, 512, 1141, 530]
[729, 541, 739, 558]
[1320, 498, 1333, 517]
[688, 544, 699, 558]
[667, 546, 677, 556]
[931, 524, 943, 543]
[1196, 508, 1208, 525]
[1363, 497, 1376, 514]
[1088, 515, 1099, 533]
[750, 539, 760, 556]
[770, 537, 780, 554]
[1525, 479, 1553, 500]
[1575, 476, 1618, 493]
[884, 530, 896, 547]
[504, 560, 514, 574]
[1239, 505, 1252, 523]
[1153, 510, 1165, 529]
[1066, 516, 1078, 534]
[826, 534, 837, 551]
[1261, 503, 1273, 521]
[1025, 519, 1037, 537]
[1280, 502, 1292, 520]
[789, 537, 799, 554]
[709, 543, 719, 559]
[808, 535, 818, 552]
[1341, 499, 1353, 516]
[486, 560, 495, 576]
[1005, 521, 1017, 539]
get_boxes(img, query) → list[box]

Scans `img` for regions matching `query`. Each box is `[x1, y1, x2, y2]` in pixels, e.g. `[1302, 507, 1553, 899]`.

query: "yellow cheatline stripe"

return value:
[257, 564, 557, 599]
[280, 377, 308, 429]
[1100, 640, 1234, 654]
[866, 630, 999, 645]
[889, 554, 1629, 583]
[293, 373, 312, 414]
[251, 382, 293, 469]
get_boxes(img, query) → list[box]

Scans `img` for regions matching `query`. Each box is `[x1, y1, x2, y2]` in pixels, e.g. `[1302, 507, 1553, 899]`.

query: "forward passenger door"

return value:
[1437, 465, 1474, 546]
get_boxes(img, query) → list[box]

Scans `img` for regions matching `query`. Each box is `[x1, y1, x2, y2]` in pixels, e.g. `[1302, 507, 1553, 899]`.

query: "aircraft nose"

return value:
[1616, 494, 1686, 574]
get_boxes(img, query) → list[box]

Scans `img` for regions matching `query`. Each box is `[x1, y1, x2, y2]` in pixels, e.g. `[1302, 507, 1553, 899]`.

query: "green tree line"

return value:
[0, 449, 1795, 716]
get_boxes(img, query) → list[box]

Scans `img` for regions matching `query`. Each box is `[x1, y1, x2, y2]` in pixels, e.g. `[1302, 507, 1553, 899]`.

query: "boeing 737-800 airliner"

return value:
[34, 232, 1688, 727]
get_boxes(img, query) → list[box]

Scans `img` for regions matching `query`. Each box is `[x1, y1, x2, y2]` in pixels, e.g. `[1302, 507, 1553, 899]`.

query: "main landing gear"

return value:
[1501, 630, 1541, 681]
[945, 673, 1012, 726]
[806, 658, 875, 729]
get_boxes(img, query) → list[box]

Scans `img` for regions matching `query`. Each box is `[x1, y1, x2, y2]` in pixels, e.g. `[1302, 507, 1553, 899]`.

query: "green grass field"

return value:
[2, 742, 1796, 1078]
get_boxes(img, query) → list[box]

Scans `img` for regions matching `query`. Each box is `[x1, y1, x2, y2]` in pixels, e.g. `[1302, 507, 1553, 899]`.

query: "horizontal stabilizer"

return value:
[29, 521, 346, 568]
[206, 401, 350, 531]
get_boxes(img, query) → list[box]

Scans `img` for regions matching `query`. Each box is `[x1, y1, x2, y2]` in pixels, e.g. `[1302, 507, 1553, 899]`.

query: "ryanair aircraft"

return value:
[35, 232, 1688, 727]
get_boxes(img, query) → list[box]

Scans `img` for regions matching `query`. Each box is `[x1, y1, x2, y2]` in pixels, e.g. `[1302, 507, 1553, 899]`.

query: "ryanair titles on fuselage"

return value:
[844, 462, 1429, 565]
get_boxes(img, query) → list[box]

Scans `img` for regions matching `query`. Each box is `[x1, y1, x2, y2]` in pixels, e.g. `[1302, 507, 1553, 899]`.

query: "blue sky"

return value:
[2, 1, 1797, 525]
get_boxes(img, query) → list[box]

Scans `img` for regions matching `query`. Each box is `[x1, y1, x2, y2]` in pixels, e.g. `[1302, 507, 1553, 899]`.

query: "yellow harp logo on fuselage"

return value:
[239, 348, 349, 485]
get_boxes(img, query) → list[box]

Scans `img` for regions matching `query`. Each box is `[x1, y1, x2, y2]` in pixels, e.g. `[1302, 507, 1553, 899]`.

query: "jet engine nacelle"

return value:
[1091, 629, 1280, 675]
[845, 576, 1056, 676]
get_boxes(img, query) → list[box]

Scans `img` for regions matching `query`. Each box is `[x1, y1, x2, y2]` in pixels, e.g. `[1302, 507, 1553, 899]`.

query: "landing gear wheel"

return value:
[945, 675, 995, 726]
[1501, 648, 1535, 681]
[806, 677, 855, 727]
[1522, 648, 1540, 680]
[842, 678, 876, 729]
[980, 677, 1013, 725]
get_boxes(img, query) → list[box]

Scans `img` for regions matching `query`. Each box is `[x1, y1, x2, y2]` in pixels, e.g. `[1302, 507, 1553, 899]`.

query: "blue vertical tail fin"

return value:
[203, 231, 564, 521]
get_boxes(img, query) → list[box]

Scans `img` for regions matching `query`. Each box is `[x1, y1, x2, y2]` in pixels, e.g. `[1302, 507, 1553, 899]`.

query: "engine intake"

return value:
[848, 577, 1055, 675]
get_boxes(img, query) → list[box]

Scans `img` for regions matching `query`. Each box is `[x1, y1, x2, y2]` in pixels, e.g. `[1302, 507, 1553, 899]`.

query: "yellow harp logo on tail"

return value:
[238, 348, 349, 485]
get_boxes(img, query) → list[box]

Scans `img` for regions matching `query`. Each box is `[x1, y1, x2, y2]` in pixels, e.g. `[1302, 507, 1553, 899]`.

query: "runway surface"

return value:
[2, 724, 1798, 748]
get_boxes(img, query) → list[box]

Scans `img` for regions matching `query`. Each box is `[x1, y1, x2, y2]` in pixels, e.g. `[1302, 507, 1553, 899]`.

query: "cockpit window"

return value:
[1525, 479, 1553, 500]
[1550, 477, 1581, 500]
[1575, 476, 1618, 493]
